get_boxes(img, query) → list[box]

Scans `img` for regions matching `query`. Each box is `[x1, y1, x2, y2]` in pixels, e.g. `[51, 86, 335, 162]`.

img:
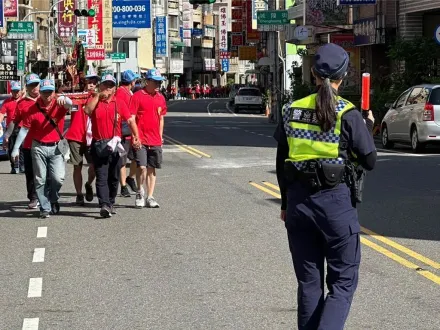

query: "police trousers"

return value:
[285, 182, 361, 330]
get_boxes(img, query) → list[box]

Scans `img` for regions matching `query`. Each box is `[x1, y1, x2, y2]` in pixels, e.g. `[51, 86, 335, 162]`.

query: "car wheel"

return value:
[381, 125, 394, 149]
[234, 105, 239, 113]
[411, 127, 426, 153]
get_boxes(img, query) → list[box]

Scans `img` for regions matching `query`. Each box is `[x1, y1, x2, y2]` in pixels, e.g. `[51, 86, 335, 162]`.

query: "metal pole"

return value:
[48, 0, 66, 79]
[116, 28, 137, 83]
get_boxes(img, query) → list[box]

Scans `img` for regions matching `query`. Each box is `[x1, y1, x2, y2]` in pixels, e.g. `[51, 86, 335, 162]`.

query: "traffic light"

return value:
[189, 0, 216, 4]
[74, 8, 96, 17]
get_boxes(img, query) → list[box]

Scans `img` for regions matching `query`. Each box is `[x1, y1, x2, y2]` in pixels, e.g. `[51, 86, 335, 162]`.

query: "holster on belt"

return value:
[284, 161, 345, 191]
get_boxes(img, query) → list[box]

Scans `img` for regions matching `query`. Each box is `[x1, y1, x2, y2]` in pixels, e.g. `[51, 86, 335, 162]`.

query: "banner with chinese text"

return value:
[246, 0, 259, 43]
[58, 0, 77, 45]
[219, 5, 228, 51]
[102, 0, 113, 51]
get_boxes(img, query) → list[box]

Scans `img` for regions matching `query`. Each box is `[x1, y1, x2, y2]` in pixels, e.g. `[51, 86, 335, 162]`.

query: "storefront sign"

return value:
[0, 63, 19, 81]
[59, 0, 77, 44]
[155, 16, 168, 57]
[86, 48, 106, 60]
[219, 5, 228, 51]
[4, 0, 18, 20]
[338, 0, 376, 4]
[102, 0, 113, 51]
[221, 59, 229, 72]
[354, 18, 377, 46]
[112, 0, 151, 28]
[88, 0, 103, 49]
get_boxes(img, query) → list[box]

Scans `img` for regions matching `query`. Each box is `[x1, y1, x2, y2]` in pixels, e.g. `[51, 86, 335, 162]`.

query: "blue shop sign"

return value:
[155, 16, 168, 57]
[193, 28, 203, 37]
[112, 0, 151, 28]
[221, 59, 229, 72]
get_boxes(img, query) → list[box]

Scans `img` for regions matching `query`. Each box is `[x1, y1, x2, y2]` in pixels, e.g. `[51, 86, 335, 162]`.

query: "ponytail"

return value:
[315, 77, 337, 132]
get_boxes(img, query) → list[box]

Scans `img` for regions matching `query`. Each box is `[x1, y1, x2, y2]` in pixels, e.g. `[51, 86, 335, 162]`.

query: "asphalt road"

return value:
[0, 98, 439, 330]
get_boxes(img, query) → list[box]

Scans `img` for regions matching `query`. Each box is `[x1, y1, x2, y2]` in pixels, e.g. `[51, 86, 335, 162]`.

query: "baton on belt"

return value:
[361, 73, 370, 120]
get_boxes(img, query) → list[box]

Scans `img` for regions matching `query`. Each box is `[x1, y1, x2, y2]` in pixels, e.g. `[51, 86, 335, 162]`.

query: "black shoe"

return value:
[120, 185, 131, 197]
[10, 168, 17, 174]
[85, 182, 94, 202]
[100, 205, 112, 218]
[110, 205, 117, 214]
[126, 177, 137, 192]
[50, 202, 60, 215]
[75, 195, 85, 206]
[39, 211, 50, 219]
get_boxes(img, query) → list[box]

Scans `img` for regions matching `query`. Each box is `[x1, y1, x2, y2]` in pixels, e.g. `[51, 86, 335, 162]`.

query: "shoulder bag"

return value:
[36, 102, 70, 161]
[94, 101, 118, 158]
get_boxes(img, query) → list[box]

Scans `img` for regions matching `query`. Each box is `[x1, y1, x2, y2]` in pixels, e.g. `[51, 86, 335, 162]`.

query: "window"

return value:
[395, 89, 411, 108]
[238, 89, 261, 96]
[428, 88, 440, 104]
[406, 87, 428, 105]
[112, 39, 136, 58]
[169, 16, 178, 30]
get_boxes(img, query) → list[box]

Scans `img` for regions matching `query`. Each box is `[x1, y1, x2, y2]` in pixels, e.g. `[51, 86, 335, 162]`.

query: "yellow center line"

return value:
[360, 226, 440, 270]
[262, 181, 280, 191]
[163, 139, 202, 158]
[249, 180, 440, 285]
[163, 134, 212, 158]
[360, 237, 440, 285]
[249, 182, 281, 199]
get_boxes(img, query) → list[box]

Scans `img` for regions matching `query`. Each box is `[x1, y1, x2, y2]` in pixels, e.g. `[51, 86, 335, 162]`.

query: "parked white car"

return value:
[381, 84, 440, 152]
[234, 87, 264, 114]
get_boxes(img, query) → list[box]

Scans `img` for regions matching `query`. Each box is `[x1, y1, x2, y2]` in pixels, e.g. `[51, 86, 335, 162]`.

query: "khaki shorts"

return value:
[69, 140, 92, 166]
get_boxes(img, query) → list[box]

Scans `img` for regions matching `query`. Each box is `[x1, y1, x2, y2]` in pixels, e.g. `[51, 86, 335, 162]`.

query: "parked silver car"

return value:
[381, 84, 440, 152]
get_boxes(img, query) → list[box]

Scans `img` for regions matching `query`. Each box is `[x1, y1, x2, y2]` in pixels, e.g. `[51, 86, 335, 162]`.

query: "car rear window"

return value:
[238, 89, 261, 96]
[429, 88, 440, 104]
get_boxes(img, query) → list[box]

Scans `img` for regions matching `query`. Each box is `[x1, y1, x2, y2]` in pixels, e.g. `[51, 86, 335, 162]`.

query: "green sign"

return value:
[256, 10, 289, 25]
[7, 22, 36, 40]
[111, 53, 126, 63]
[17, 41, 26, 75]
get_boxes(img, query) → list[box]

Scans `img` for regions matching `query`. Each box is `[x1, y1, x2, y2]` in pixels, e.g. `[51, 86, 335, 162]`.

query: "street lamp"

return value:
[116, 28, 137, 84]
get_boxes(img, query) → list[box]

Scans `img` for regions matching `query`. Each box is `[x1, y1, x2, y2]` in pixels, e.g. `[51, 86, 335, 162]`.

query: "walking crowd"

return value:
[0, 68, 167, 219]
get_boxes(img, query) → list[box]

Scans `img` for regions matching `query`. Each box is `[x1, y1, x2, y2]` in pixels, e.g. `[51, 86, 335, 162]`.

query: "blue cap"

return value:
[85, 68, 100, 80]
[121, 70, 140, 83]
[146, 68, 165, 81]
[26, 73, 41, 85]
[313, 43, 349, 80]
[10, 81, 21, 91]
[40, 79, 55, 92]
[101, 73, 116, 85]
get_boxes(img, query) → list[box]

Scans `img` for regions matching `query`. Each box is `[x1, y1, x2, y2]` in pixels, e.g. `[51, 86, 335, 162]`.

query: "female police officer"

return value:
[275, 43, 376, 330]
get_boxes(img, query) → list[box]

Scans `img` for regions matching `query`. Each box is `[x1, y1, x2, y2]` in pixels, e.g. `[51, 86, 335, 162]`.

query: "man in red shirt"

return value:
[4, 73, 42, 209]
[84, 74, 140, 218]
[115, 70, 140, 197]
[0, 81, 23, 173]
[65, 69, 100, 206]
[11, 79, 73, 218]
[130, 68, 167, 209]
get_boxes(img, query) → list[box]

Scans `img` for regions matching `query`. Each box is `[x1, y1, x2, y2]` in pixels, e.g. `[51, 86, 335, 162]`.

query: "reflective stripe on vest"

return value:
[282, 94, 355, 170]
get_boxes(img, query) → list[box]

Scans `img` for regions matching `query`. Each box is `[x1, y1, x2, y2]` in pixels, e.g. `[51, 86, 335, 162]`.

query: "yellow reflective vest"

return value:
[282, 93, 355, 170]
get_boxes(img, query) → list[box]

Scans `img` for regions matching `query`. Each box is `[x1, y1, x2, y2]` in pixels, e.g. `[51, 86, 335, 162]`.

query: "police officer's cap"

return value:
[313, 43, 349, 81]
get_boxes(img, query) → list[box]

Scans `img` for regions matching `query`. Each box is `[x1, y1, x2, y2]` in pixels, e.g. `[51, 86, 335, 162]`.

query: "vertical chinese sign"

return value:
[231, 0, 243, 56]
[246, 0, 260, 43]
[219, 4, 229, 72]
[155, 16, 168, 57]
[4, 0, 18, 20]
[102, 0, 113, 51]
[58, 0, 77, 45]
[88, 0, 102, 49]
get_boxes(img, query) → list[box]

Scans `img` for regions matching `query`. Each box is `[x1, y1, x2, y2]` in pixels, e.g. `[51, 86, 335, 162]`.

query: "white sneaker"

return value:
[146, 196, 160, 208]
[135, 190, 145, 209]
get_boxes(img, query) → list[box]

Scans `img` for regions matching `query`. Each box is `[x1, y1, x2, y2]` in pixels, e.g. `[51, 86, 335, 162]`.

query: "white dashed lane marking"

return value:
[32, 248, 45, 263]
[28, 278, 43, 298]
[36, 227, 47, 238]
[22, 318, 39, 330]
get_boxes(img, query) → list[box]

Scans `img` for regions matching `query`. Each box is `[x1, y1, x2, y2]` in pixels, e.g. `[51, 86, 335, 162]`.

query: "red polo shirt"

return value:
[90, 95, 131, 141]
[14, 96, 38, 149]
[23, 98, 69, 143]
[130, 89, 167, 146]
[115, 86, 132, 107]
[65, 94, 93, 143]
[0, 97, 19, 126]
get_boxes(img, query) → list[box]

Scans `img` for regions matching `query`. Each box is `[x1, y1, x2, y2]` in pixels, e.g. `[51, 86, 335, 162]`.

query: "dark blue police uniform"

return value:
[275, 44, 377, 330]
